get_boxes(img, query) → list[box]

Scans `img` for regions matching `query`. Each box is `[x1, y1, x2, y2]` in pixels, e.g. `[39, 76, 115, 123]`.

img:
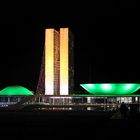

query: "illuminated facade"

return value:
[45, 29, 60, 95]
[1, 28, 140, 111]
[37, 28, 74, 95]
[0, 85, 33, 96]
[80, 83, 140, 96]
[60, 28, 74, 95]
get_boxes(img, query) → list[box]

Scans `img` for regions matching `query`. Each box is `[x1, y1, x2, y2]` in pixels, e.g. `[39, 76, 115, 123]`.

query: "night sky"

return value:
[0, 2, 137, 92]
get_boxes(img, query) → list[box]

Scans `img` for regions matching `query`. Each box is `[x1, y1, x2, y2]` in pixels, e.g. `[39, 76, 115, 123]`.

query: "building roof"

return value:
[0, 85, 33, 96]
[80, 83, 140, 96]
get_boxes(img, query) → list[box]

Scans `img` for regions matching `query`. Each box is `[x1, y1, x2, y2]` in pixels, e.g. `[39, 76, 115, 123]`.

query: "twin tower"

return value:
[37, 28, 74, 95]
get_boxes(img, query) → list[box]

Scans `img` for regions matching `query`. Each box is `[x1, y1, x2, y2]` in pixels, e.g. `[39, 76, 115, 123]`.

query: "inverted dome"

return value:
[0, 85, 33, 96]
[80, 83, 140, 96]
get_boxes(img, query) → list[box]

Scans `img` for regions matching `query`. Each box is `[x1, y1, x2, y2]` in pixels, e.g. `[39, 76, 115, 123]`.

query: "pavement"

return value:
[0, 110, 140, 139]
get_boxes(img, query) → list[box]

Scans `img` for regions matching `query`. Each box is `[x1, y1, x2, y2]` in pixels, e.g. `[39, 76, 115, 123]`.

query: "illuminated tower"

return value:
[45, 29, 60, 95]
[36, 28, 74, 95]
[60, 28, 74, 95]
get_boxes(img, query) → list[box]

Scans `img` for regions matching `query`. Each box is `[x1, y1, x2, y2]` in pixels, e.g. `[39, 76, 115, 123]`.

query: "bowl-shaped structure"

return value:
[80, 83, 140, 96]
[0, 85, 33, 96]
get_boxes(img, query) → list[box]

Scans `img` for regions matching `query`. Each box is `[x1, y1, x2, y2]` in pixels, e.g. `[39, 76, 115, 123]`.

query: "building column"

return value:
[8, 97, 10, 104]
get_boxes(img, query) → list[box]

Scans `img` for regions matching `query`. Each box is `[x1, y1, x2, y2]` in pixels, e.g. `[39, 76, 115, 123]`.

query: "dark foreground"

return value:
[0, 110, 140, 139]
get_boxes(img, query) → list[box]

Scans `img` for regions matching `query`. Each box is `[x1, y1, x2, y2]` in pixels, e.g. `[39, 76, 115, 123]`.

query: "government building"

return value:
[0, 28, 140, 111]
[36, 28, 74, 96]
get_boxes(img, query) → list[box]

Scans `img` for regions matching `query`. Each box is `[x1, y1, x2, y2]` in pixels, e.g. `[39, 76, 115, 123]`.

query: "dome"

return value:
[80, 83, 140, 96]
[0, 85, 33, 96]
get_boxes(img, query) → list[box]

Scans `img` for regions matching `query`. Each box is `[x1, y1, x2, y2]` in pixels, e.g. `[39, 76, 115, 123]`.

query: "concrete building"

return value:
[36, 28, 74, 95]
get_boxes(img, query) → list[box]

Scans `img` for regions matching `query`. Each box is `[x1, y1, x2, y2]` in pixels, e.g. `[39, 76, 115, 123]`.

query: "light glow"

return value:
[125, 84, 133, 90]
[87, 84, 95, 88]
[101, 84, 112, 90]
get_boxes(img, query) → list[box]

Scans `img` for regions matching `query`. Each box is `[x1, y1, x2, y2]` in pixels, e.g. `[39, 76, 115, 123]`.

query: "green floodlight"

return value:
[80, 83, 140, 96]
[0, 85, 33, 96]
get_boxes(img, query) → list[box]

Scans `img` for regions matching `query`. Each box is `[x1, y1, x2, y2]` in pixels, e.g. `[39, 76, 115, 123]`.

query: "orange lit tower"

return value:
[60, 28, 74, 95]
[36, 28, 74, 95]
[45, 29, 60, 95]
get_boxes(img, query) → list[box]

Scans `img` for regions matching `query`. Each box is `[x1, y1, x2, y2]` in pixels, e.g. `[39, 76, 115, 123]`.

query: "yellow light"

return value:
[60, 28, 69, 95]
[45, 29, 54, 95]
